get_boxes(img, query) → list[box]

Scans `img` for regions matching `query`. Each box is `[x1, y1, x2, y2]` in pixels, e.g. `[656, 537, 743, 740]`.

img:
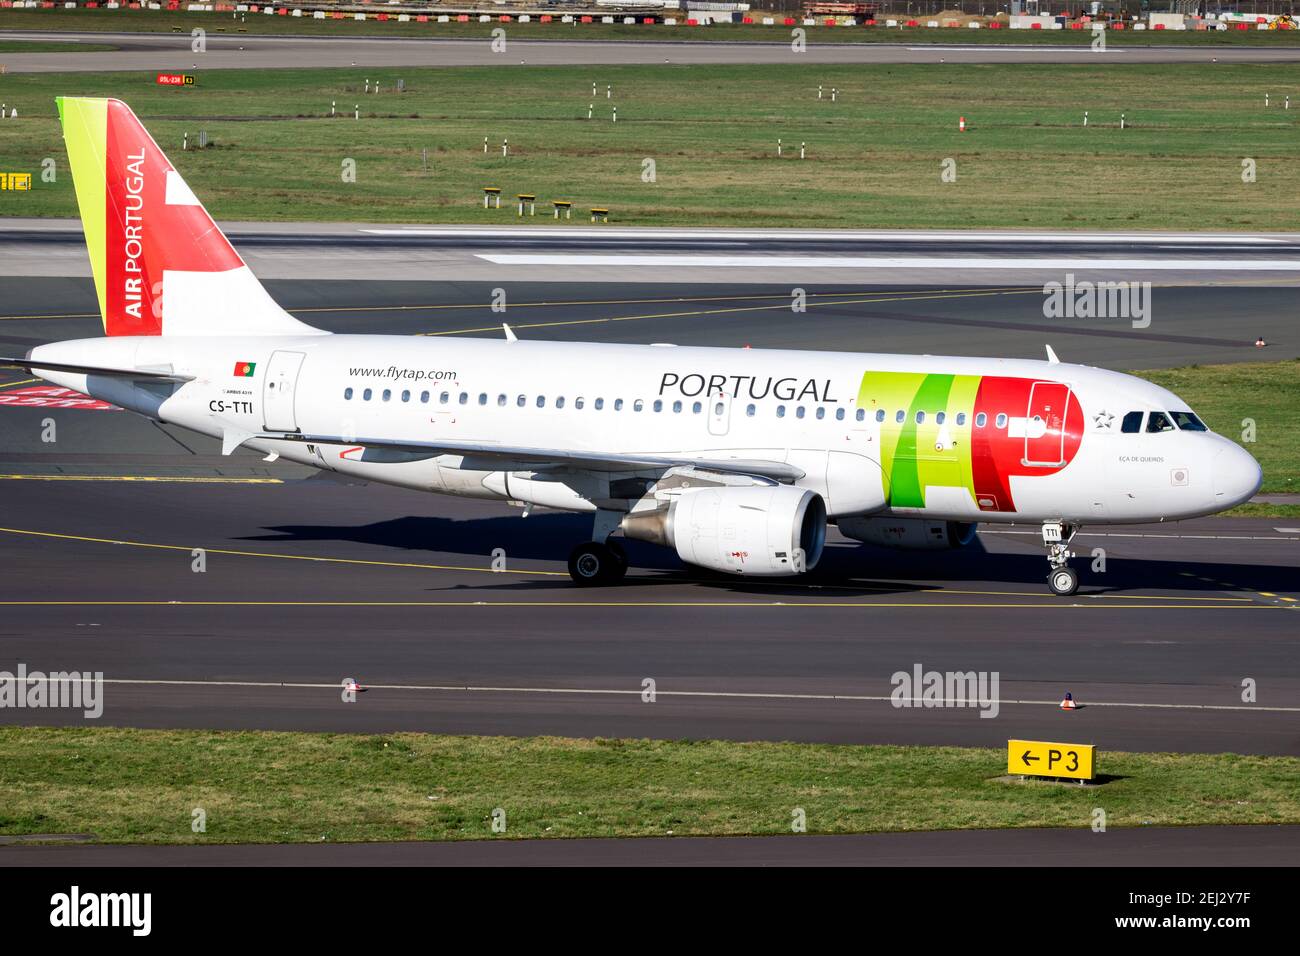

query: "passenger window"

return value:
[816, 407, 825, 420]
[634, 399, 644, 412]
[995, 413, 1007, 429]
[836, 408, 845, 421]
[1121, 411, 1144, 433]
[517, 395, 526, 407]
[575, 397, 585, 410]
[692, 402, 702, 414]
[746, 404, 756, 417]
[673, 401, 683, 413]
[875, 409, 885, 423]
[915, 411, 925, 424]
[796, 406, 806, 419]
[777, 406, 786, 418]
[496, 394, 505, 406]
[458, 392, 467, 405]
[363, 388, 372, 401]
[440, 391, 450, 404]
[652, 400, 662, 412]
[556, 397, 566, 409]
[956, 412, 966, 426]
[895, 410, 905, 424]
[975, 413, 986, 428]
[595, 398, 604, 410]
[401, 390, 410, 403]
[382, 389, 392, 402]
[422, 391, 431, 404]
[1146, 411, 1175, 433]
[478, 393, 487, 405]
[344, 387, 353, 400]
[536, 396, 546, 408]
[614, 399, 624, 411]
[714, 402, 724, 416]
[935, 411, 945, 425]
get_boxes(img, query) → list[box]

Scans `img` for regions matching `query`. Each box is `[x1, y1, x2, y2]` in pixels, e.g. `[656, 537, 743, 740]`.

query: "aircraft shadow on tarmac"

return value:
[244, 513, 1293, 598]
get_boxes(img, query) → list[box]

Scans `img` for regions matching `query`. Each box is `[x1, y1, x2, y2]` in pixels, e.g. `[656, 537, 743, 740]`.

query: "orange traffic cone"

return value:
[959, 116, 967, 132]
[1060, 692, 1077, 711]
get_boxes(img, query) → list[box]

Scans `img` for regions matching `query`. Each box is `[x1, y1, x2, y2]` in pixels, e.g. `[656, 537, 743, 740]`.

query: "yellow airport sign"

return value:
[1008, 739, 1096, 781]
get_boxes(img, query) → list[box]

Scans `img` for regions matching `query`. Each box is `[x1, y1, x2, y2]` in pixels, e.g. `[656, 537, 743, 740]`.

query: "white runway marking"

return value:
[478, 254, 1300, 271]
[89, 677, 1300, 713]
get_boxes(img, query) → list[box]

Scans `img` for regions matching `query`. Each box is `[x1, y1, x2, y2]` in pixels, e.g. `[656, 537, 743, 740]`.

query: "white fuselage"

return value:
[29, 334, 1262, 525]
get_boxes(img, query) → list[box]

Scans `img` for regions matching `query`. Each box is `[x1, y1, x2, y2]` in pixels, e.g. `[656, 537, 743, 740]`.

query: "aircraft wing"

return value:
[258, 432, 806, 482]
[0, 356, 195, 383]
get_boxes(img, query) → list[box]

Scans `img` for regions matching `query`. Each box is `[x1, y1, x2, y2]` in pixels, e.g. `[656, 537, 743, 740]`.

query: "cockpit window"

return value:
[1146, 411, 1176, 433]
[1120, 411, 1144, 433]
[1171, 411, 1208, 432]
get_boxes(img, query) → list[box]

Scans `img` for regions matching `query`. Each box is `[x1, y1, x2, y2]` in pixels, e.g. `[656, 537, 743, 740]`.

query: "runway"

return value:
[5, 825, 1298, 866]
[4, 31, 1300, 73]
[5, 219, 1300, 287]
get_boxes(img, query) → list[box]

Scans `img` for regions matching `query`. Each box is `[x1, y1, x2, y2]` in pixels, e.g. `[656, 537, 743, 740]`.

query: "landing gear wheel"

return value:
[1047, 567, 1079, 597]
[567, 542, 625, 586]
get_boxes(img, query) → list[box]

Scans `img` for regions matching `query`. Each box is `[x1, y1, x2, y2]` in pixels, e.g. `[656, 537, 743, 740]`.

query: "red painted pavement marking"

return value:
[0, 386, 120, 411]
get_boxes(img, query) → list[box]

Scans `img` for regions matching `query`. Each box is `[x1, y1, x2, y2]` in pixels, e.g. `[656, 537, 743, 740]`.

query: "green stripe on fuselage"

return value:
[858, 371, 979, 509]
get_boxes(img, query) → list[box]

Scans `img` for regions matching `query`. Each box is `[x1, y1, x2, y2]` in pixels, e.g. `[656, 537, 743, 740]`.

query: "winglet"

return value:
[503, 323, 517, 342]
[1045, 344, 1060, 364]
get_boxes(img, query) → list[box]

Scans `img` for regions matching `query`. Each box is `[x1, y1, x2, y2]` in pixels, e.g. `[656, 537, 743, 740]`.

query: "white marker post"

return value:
[1083, 110, 1088, 127]
[354, 105, 359, 120]
[331, 100, 336, 117]
[502, 138, 508, 157]
[778, 138, 783, 157]
[1120, 112, 1125, 130]
[800, 142, 806, 159]
[588, 103, 593, 120]
[612, 106, 617, 123]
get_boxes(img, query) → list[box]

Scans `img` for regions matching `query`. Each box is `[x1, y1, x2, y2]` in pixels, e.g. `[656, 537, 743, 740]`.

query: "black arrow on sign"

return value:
[1021, 751, 1040, 766]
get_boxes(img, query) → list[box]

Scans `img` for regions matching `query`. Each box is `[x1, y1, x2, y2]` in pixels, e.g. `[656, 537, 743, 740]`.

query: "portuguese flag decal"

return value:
[233, 361, 256, 377]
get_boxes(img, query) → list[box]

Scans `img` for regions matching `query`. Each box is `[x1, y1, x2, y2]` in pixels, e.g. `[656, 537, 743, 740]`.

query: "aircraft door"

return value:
[263, 350, 306, 433]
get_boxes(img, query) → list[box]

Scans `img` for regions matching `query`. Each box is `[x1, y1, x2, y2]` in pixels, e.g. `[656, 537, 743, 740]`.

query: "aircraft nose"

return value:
[1212, 442, 1263, 510]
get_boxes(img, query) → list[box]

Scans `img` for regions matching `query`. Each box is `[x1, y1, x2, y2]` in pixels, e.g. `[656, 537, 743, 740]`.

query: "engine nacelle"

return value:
[837, 516, 978, 551]
[622, 485, 826, 575]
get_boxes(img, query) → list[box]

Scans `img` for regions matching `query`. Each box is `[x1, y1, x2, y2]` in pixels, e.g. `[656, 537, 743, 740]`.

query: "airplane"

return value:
[3, 98, 1263, 596]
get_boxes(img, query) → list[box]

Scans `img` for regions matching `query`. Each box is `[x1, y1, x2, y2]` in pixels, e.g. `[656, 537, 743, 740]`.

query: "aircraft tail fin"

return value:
[57, 96, 323, 338]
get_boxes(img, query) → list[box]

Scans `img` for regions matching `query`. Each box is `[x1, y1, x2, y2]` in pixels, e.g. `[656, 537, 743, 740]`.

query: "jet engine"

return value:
[622, 485, 826, 575]
[837, 516, 978, 550]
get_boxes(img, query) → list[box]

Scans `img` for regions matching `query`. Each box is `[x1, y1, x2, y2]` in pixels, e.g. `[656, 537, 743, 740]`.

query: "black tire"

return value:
[1047, 567, 1079, 597]
[568, 542, 615, 587]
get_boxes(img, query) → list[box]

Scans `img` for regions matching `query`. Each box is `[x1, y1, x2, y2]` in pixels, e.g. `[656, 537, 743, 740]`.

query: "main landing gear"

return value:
[567, 509, 628, 587]
[1042, 520, 1080, 596]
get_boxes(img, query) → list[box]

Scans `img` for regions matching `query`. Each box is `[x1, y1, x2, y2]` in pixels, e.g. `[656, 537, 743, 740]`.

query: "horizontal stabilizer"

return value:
[1, 356, 194, 383]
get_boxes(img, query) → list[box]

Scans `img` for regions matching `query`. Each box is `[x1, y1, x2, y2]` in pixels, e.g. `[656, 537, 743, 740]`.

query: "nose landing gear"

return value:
[1042, 521, 1080, 596]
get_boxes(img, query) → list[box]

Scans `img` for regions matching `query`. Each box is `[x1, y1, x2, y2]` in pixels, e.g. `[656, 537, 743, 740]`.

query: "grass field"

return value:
[1138, 360, 1300, 497]
[1, 727, 1296, 844]
[0, 63, 1297, 229]
[3, 8, 1300, 44]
